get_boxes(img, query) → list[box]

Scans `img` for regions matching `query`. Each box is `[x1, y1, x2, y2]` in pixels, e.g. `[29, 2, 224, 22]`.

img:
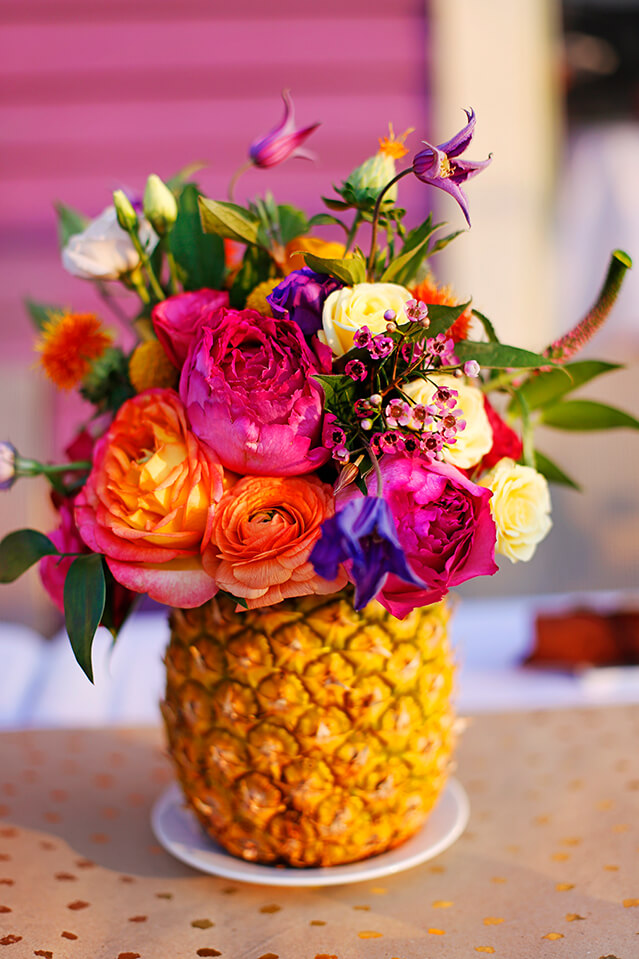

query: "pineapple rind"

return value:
[163, 589, 455, 867]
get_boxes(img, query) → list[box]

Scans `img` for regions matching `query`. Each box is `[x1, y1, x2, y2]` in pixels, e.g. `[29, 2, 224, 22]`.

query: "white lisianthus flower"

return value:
[321, 282, 412, 356]
[62, 205, 159, 281]
[404, 372, 493, 469]
[479, 457, 552, 562]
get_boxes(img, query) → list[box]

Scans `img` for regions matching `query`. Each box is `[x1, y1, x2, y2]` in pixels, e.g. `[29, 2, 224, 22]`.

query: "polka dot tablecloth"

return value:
[0, 706, 637, 958]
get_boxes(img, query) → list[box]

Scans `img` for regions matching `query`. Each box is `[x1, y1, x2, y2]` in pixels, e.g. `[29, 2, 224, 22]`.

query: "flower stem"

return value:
[228, 160, 253, 202]
[344, 212, 362, 254]
[16, 457, 92, 478]
[166, 249, 180, 296]
[129, 230, 165, 302]
[366, 168, 412, 281]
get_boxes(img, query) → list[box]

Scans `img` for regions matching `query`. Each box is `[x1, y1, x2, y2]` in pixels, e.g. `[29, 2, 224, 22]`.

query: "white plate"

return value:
[151, 778, 469, 887]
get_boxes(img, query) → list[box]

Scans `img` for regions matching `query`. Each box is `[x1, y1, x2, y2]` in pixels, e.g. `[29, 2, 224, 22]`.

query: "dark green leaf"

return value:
[24, 298, 62, 332]
[313, 374, 358, 421]
[198, 196, 260, 245]
[471, 308, 500, 343]
[277, 204, 309, 246]
[455, 340, 554, 369]
[0, 529, 58, 583]
[170, 185, 225, 290]
[426, 229, 465, 256]
[303, 252, 366, 285]
[229, 245, 273, 309]
[54, 202, 89, 247]
[540, 399, 639, 431]
[380, 233, 432, 284]
[321, 195, 353, 212]
[307, 213, 349, 234]
[64, 554, 106, 684]
[507, 360, 622, 413]
[419, 301, 472, 339]
[532, 450, 581, 491]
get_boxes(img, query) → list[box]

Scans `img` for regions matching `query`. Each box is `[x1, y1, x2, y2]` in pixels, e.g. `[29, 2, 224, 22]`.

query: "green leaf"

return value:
[229, 245, 273, 309]
[321, 195, 353, 212]
[198, 196, 260, 245]
[313, 374, 358, 421]
[166, 162, 206, 193]
[380, 233, 432, 284]
[0, 529, 58, 583]
[471, 308, 500, 343]
[54, 202, 89, 248]
[426, 229, 465, 256]
[64, 554, 106, 684]
[417, 301, 472, 339]
[303, 251, 366, 285]
[540, 399, 639, 431]
[307, 213, 349, 235]
[24, 298, 62, 332]
[170, 184, 225, 290]
[507, 360, 622, 414]
[277, 204, 309, 246]
[455, 340, 554, 370]
[532, 450, 581, 491]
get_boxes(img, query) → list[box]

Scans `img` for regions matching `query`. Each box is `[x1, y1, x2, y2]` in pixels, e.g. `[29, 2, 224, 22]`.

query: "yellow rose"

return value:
[321, 282, 412, 356]
[479, 457, 552, 562]
[404, 373, 493, 469]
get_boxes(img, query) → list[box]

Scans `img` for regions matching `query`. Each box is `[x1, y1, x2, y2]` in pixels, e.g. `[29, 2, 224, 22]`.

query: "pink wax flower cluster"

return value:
[0, 94, 633, 680]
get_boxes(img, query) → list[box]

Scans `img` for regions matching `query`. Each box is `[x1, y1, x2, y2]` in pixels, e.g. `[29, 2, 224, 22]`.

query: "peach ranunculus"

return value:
[74, 388, 225, 607]
[203, 474, 347, 608]
[284, 236, 347, 274]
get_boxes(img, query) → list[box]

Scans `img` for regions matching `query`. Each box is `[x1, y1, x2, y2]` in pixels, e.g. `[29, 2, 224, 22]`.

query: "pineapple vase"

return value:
[161, 589, 456, 868]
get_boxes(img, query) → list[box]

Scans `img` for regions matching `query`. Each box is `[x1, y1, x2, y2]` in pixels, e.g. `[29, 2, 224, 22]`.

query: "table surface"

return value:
[0, 705, 638, 958]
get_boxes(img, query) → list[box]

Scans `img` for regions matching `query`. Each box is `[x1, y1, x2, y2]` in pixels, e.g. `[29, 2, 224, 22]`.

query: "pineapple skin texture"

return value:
[162, 590, 455, 867]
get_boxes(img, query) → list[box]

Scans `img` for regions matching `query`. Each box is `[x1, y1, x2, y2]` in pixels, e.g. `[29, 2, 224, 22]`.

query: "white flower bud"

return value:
[143, 174, 178, 236]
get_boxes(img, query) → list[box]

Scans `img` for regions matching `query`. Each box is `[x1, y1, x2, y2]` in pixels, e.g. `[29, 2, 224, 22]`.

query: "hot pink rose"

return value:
[342, 453, 498, 617]
[152, 289, 229, 368]
[74, 389, 225, 607]
[180, 308, 332, 476]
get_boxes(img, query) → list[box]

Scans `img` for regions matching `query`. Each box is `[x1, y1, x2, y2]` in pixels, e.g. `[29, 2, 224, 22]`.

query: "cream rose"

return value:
[404, 372, 493, 468]
[479, 457, 552, 562]
[62, 205, 159, 281]
[321, 282, 412, 356]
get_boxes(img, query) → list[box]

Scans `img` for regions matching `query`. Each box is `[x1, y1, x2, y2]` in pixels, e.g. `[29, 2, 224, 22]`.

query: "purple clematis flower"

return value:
[267, 267, 342, 338]
[310, 496, 424, 610]
[249, 90, 320, 169]
[412, 109, 491, 226]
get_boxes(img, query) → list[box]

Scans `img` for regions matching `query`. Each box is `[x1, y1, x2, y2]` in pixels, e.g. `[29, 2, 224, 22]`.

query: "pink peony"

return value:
[152, 289, 229, 368]
[180, 308, 332, 476]
[342, 452, 498, 617]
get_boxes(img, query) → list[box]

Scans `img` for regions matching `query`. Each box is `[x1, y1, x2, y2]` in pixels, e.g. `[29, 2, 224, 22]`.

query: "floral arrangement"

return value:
[0, 93, 635, 681]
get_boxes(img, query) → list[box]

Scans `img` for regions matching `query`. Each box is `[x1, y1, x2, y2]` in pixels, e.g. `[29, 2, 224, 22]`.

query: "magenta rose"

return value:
[152, 289, 229, 368]
[180, 308, 332, 476]
[342, 453, 498, 617]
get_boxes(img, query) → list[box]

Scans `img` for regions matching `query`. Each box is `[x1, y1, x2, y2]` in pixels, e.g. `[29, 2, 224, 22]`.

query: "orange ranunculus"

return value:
[410, 275, 472, 342]
[283, 236, 348, 275]
[74, 389, 225, 607]
[203, 474, 347, 608]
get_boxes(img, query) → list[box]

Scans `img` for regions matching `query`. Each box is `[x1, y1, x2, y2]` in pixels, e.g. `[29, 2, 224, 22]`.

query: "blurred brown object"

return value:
[527, 609, 639, 670]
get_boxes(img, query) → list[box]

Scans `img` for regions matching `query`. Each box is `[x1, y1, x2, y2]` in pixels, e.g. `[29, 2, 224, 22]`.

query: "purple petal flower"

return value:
[0, 441, 16, 490]
[249, 90, 320, 169]
[412, 109, 492, 226]
[310, 496, 424, 609]
[267, 267, 341, 338]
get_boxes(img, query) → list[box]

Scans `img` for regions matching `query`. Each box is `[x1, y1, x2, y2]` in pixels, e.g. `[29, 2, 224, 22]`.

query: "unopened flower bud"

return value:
[143, 174, 178, 236]
[113, 190, 138, 232]
[454, 368, 464, 377]
[369, 394, 382, 407]
[386, 321, 397, 333]
[463, 360, 480, 377]
[361, 418, 373, 431]
[0, 442, 16, 490]
[334, 460, 360, 494]
[384, 309, 396, 321]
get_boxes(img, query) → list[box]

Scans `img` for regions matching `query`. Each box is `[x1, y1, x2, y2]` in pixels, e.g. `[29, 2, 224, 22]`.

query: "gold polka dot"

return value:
[474, 948, 495, 954]
[94, 773, 114, 789]
[156, 892, 173, 900]
[370, 887, 387, 894]
[0, 906, 11, 914]
[560, 837, 581, 846]
[483, 917, 504, 925]
[556, 883, 575, 891]
[491, 877, 507, 884]
[432, 900, 453, 908]
[542, 933, 564, 940]
[353, 905, 370, 911]
[358, 931, 382, 938]
[309, 920, 326, 926]
[566, 913, 586, 921]
[551, 853, 570, 862]
[90, 833, 110, 844]
[61, 931, 78, 940]
[128, 916, 147, 923]
[533, 814, 550, 825]
[428, 928, 445, 935]
[623, 899, 639, 908]
[54, 872, 76, 881]
[596, 800, 614, 810]
[613, 824, 630, 833]
[191, 919, 215, 929]
[604, 864, 619, 871]
[67, 900, 90, 910]
[260, 904, 281, 914]
[50, 788, 68, 802]
[429, 864, 445, 873]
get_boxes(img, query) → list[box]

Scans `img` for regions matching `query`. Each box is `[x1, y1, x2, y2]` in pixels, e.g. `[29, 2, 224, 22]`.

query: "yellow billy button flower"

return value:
[245, 279, 280, 315]
[479, 457, 552, 562]
[128, 339, 178, 393]
[36, 311, 112, 391]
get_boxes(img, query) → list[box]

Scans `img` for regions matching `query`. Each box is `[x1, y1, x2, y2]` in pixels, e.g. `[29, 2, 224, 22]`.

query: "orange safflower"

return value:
[36, 311, 112, 390]
[410, 275, 472, 342]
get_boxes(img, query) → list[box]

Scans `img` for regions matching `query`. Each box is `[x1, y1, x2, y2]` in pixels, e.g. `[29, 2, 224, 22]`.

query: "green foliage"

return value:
[64, 554, 106, 684]
[532, 450, 581, 491]
[170, 184, 225, 290]
[54, 202, 89, 248]
[0, 529, 58, 583]
[80, 347, 134, 413]
[313, 374, 358, 422]
[420, 302, 472, 339]
[303, 251, 367, 285]
[471, 309, 500, 343]
[455, 340, 555, 370]
[198, 196, 260, 245]
[540, 399, 639, 431]
[24, 298, 62, 332]
[229, 245, 273, 309]
[380, 232, 432, 284]
[507, 360, 622, 414]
